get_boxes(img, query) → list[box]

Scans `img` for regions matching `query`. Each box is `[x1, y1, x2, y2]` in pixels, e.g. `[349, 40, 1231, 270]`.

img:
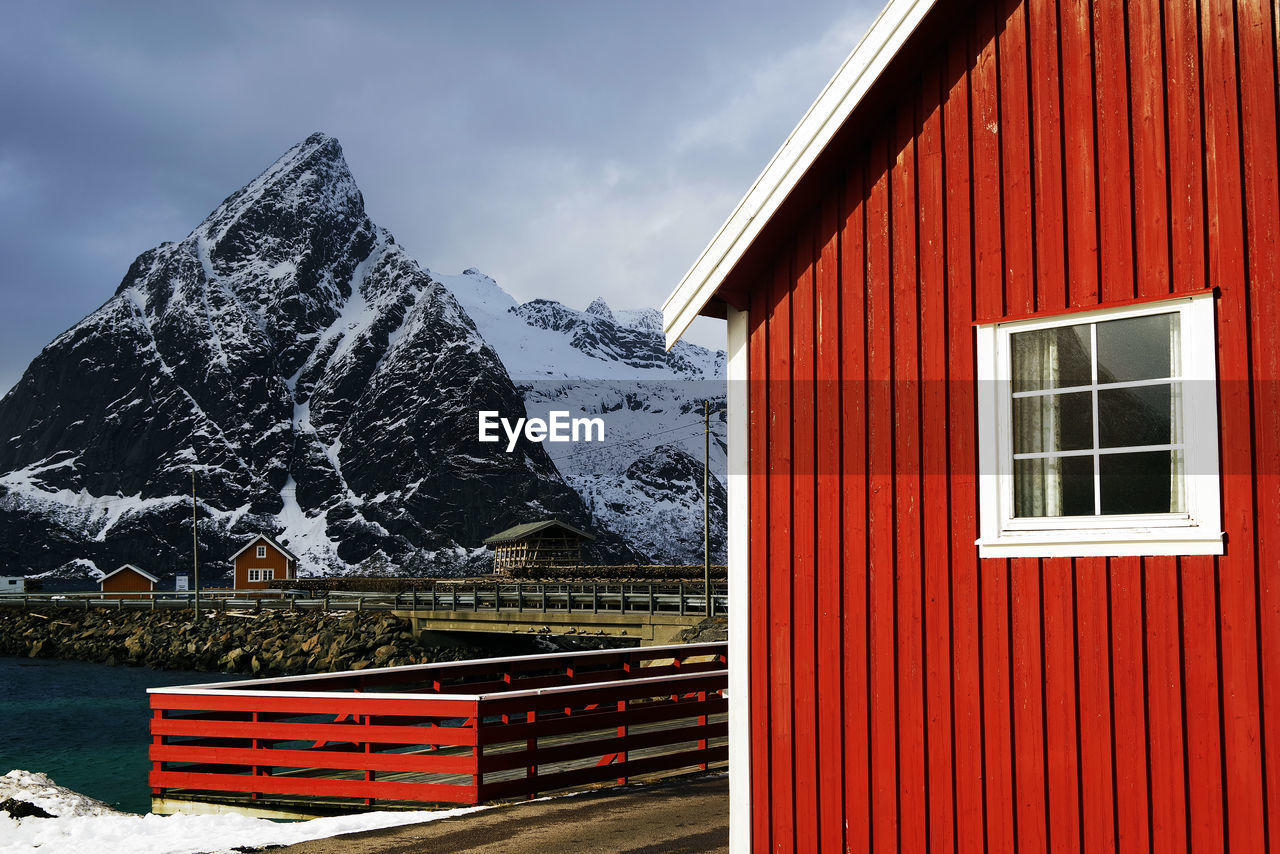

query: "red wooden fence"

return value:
[149, 642, 726, 810]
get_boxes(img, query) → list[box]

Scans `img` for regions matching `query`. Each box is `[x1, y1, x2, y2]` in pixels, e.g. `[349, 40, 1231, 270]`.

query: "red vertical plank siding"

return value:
[997, 2, 1051, 851]
[1238, 0, 1280, 848]
[789, 224, 819, 852]
[891, 102, 928, 854]
[865, 135, 899, 852]
[944, 27, 987, 854]
[814, 195, 845, 854]
[1128, 3, 1188, 849]
[972, 5, 1018, 851]
[1093, 4, 1152, 847]
[748, 278, 772, 854]
[1203, 0, 1267, 851]
[1163, 2, 1226, 850]
[841, 164, 872, 854]
[1027, 0, 1083, 849]
[767, 261, 795, 853]
[918, 64, 956, 854]
[737, 0, 1276, 849]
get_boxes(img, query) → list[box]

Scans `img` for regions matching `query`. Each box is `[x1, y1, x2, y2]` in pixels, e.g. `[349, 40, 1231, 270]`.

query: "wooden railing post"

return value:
[617, 697, 628, 786]
[697, 690, 708, 771]
[526, 709, 538, 799]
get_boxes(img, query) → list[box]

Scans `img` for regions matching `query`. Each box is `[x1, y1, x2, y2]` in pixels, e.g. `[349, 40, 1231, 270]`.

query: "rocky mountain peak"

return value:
[584, 298, 614, 322]
[0, 135, 635, 581]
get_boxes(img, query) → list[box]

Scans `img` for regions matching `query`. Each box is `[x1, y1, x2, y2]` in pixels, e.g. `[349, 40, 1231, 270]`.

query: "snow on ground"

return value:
[0, 769, 490, 854]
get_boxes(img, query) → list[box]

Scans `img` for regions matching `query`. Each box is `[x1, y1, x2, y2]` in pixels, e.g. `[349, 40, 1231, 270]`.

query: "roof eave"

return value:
[662, 0, 939, 348]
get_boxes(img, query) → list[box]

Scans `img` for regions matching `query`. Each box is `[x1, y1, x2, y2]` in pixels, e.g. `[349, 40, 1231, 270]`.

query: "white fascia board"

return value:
[725, 306, 751, 853]
[662, 0, 939, 348]
[101, 564, 160, 584]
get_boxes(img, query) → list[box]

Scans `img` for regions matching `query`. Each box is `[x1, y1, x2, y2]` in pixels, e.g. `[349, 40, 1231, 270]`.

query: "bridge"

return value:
[386, 581, 728, 646]
[1, 581, 728, 646]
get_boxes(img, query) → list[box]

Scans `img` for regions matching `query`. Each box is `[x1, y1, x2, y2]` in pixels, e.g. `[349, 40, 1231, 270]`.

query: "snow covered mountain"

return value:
[0, 134, 641, 581]
[437, 270, 727, 565]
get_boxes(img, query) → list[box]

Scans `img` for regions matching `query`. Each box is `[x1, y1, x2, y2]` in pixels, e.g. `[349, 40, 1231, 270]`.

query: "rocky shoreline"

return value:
[0, 608, 496, 677]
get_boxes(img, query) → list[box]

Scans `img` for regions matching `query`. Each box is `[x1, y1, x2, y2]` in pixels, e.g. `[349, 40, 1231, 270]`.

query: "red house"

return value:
[664, 0, 1277, 850]
[100, 564, 158, 599]
[230, 534, 298, 589]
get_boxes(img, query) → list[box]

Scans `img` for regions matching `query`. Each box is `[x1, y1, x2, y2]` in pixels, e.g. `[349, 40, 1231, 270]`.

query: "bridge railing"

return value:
[0, 581, 730, 616]
[148, 641, 727, 810]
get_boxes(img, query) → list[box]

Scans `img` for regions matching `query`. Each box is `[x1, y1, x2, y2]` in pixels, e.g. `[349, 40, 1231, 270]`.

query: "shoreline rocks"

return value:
[0, 608, 493, 677]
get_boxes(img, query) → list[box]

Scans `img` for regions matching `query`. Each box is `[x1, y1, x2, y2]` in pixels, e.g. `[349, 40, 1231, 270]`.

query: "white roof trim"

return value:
[100, 564, 160, 584]
[228, 533, 297, 563]
[662, 0, 939, 348]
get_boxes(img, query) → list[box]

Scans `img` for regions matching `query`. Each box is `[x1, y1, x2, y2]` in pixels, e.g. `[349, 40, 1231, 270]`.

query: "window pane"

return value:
[1014, 454, 1095, 517]
[1012, 324, 1092, 391]
[1100, 451, 1176, 514]
[1015, 391, 1093, 453]
[1098, 384, 1173, 447]
[1097, 313, 1176, 383]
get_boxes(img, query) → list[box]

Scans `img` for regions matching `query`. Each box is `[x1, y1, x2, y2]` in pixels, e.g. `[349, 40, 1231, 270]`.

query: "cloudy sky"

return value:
[0, 0, 880, 394]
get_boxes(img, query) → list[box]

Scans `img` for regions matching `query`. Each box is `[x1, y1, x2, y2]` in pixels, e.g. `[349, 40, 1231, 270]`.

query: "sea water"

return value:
[0, 657, 237, 814]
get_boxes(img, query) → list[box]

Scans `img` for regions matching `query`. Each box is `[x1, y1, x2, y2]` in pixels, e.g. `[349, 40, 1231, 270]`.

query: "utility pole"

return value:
[192, 470, 199, 622]
[703, 399, 711, 617]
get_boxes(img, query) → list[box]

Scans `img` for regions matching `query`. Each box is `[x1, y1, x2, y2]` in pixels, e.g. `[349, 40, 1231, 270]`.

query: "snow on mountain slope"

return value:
[0, 134, 634, 580]
[437, 269, 727, 565]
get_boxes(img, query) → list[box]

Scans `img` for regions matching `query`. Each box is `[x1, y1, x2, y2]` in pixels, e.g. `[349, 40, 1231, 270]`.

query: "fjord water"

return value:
[0, 657, 236, 814]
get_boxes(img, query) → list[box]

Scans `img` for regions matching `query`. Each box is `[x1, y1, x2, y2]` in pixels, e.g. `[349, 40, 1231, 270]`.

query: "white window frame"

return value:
[975, 293, 1223, 557]
[256, 545, 267, 558]
[247, 568, 274, 582]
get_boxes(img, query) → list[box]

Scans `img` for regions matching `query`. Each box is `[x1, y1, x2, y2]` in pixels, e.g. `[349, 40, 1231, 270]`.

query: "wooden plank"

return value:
[943, 26, 986, 854]
[998, 3, 1050, 850]
[749, 266, 772, 852]
[865, 129, 899, 853]
[1041, 558, 1082, 854]
[917, 58, 955, 854]
[814, 190, 845, 854]
[149, 693, 473, 718]
[767, 256, 796, 853]
[891, 96, 927, 854]
[1143, 557, 1188, 853]
[477, 697, 728, 745]
[1161, 2, 1220, 849]
[790, 216, 819, 851]
[1109, 556, 1151, 854]
[1026, 1, 1080, 848]
[1236, 0, 1280, 845]
[1059, 0, 1099, 308]
[841, 162, 872, 854]
[1027, 0, 1066, 314]
[477, 746, 729, 802]
[1076, 558, 1116, 853]
[971, 4, 1016, 850]
[151, 744, 476, 776]
[152, 718, 479, 747]
[477, 721, 729, 773]
[152, 770, 478, 804]
[1202, 0, 1267, 849]
[1092, 0, 1134, 304]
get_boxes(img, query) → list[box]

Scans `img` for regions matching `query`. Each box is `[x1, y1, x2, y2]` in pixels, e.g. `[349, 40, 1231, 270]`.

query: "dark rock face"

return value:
[0, 134, 634, 580]
[0, 797, 54, 819]
[0, 608, 492, 675]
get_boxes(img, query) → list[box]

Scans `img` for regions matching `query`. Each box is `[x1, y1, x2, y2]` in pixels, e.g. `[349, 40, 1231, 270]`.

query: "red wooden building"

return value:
[664, 0, 1278, 850]
[230, 534, 298, 589]
[100, 564, 158, 599]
